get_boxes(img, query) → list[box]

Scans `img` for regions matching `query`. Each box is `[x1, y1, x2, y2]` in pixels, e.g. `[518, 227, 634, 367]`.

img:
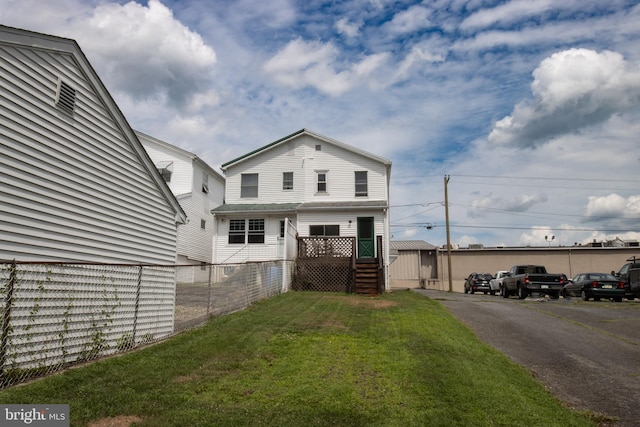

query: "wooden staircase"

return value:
[354, 259, 380, 295]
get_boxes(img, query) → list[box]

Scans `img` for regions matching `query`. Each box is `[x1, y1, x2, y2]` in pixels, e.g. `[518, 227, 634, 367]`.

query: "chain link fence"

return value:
[0, 259, 293, 389]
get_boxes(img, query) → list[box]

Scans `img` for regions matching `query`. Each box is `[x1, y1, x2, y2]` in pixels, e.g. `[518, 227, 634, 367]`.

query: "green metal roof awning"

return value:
[211, 203, 301, 214]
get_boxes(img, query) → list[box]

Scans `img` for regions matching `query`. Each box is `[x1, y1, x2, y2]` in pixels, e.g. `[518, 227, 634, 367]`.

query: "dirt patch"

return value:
[89, 415, 143, 427]
[173, 373, 200, 383]
[327, 295, 399, 309]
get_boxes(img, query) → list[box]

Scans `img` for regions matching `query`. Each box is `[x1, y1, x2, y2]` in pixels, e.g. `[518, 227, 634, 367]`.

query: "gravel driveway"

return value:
[413, 289, 640, 427]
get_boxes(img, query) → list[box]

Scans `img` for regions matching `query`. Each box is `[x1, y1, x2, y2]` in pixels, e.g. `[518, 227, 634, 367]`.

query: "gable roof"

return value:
[0, 25, 186, 224]
[221, 128, 392, 170]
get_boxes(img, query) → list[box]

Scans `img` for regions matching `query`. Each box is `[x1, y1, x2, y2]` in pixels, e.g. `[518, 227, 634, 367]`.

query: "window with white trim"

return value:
[241, 173, 258, 198]
[229, 219, 245, 244]
[309, 225, 339, 236]
[316, 171, 327, 193]
[283, 172, 293, 190]
[228, 219, 265, 244]
[355, 171, 368, 197]
[248, 219, 265, 243]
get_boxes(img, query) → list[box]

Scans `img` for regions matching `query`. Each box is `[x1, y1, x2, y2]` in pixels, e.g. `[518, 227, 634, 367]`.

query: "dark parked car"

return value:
[464, 273, 494, 295]
[562, 272, 627, 302]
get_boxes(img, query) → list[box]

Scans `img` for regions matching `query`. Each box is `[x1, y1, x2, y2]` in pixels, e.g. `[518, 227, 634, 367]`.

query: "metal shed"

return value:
[389, 240, 439, 288]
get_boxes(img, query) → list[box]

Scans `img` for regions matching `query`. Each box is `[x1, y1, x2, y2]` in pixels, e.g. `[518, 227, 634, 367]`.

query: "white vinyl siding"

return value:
[142, 143, 194, 195]
[214, 216, 285, 263]
[297, 211, 384, 239]
[223, 134, 388, 204]
[139, 132, 225, 263]
[0, 41, 178, 263]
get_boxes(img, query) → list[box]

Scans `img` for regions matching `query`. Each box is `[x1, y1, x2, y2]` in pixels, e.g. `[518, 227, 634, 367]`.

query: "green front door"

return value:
[357, 217, 375, 258]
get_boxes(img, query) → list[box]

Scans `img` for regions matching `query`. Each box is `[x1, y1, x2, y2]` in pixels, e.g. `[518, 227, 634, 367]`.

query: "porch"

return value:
[293, 236, 385, 295]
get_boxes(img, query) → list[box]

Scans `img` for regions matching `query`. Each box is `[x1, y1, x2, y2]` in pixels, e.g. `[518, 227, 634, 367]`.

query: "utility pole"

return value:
[444, 175, 453, 292]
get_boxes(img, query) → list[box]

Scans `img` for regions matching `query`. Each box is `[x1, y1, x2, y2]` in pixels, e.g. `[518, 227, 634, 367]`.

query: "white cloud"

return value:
[390, 43, 446, 83]
[262, 38, 388, 96]
[75, 0, 217, 106]
[335, 17, 361, 38]
[385, 5, 434, 34]
[488, 48, 640, 149]
[462, 0, 563, 30]
[584, 194, 640, 220]
[518, 226, 554, 246]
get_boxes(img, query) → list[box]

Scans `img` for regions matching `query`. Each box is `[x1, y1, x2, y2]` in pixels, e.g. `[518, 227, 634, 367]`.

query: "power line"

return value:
[390, 223, 638, 233]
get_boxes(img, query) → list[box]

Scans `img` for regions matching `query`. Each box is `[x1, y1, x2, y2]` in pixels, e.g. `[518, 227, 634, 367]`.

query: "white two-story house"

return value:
[211, 129, 392, 290]
[137, 131, 225, 270]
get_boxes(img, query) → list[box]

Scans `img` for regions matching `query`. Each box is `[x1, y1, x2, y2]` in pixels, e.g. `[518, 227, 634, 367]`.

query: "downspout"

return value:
[211, 213, 218, 264]
[282, 217, 288, 293]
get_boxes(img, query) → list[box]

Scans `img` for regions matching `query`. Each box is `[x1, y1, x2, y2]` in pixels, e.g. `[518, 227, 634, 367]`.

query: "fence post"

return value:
[132, 265, 142, 344]
[0, 260, 17, 376]
[207, 264, 212, 316]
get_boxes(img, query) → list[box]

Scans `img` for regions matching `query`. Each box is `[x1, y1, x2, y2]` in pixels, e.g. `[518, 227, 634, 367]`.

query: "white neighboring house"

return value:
[211, 129, 392, 288]
[0, 25, 186, 263]
[136, 131, 225, 269]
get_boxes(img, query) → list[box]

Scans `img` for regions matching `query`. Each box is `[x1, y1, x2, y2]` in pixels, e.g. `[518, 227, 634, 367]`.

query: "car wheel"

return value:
[501, 287, 509, 298]
[464, 286, 468, 294]
[490, 291, 496, 296]
[517, 285, 527, 299]
[550, 291, 559, 299]
[470, 287, 475, 294]
[581, 290, 589, 301]
[561, 289, 568, 298]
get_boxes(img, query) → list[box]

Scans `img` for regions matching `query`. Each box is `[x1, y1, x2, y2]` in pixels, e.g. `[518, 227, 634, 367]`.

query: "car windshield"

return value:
[479, 274, 492, 280]
[586, 273, 617, 281]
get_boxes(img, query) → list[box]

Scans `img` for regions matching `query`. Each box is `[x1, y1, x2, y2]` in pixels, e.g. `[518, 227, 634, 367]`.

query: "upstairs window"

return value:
[202, 172, 209, 194]
[316, 171, 327, 193]
[241, 173, 258, 198]
[283, 172, 293, 190]
[55, 79, 76, 115]
[156, 161, 173, 183]
[355, 171, 368, 197]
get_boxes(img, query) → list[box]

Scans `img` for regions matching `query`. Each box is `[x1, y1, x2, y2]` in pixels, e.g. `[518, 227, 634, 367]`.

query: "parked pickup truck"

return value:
[501, 265, 565, 299]
[611, 256, 640, 300]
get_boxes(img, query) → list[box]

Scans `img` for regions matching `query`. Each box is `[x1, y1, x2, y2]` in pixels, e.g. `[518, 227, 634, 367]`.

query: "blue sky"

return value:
[3, 0, 640, 247]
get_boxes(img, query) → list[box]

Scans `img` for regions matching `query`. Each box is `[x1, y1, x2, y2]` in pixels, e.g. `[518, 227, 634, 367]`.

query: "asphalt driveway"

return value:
[413, 289, 640, 427]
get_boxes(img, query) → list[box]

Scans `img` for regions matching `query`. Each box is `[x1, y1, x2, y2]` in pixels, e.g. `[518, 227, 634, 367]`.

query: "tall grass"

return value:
[0, 291, 595, 426]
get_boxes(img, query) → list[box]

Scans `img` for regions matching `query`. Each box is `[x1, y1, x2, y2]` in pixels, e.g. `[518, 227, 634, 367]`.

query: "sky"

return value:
[2, 0, 640, 248]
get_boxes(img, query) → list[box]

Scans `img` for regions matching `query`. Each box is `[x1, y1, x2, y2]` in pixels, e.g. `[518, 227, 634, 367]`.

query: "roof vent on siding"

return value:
[55, 79, 76, 115]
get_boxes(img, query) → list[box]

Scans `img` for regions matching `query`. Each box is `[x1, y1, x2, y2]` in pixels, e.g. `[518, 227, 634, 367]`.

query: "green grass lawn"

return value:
[0, 291, 596, 426]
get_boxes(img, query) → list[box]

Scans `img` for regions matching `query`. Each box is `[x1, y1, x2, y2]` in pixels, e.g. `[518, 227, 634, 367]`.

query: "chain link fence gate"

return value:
[0, 259, 293, 389]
